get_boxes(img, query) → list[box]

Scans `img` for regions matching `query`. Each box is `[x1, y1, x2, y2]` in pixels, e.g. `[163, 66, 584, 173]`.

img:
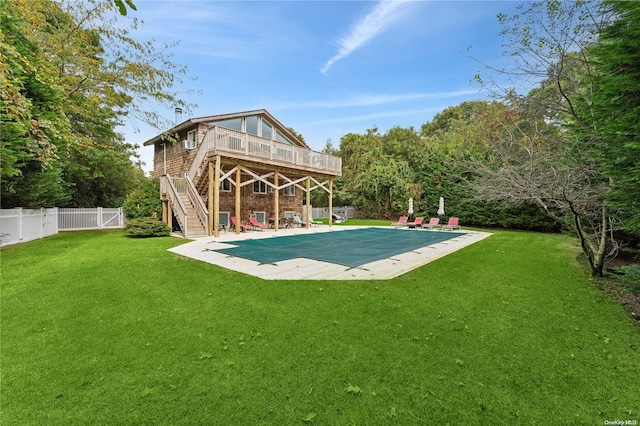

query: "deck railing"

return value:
[198, 126, 341, 175]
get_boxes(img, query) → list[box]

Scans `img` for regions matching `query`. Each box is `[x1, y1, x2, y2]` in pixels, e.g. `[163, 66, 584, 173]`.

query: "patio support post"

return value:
[306, 177, 311, 229]
[214, 155, 221, 238]
[235, 167, 241, 234]
[274, 170, 279, 231]
[208, 162, 214, 236]
[162, 200, 167, 224]
[167, 201, 172, 231]
[329, 179, 333, 228]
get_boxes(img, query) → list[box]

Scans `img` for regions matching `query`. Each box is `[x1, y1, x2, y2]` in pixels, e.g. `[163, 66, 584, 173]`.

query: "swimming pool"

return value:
[214, 227, 463, 268]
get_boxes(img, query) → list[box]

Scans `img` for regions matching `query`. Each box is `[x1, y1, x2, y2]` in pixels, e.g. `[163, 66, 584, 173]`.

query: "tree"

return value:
[581, 1, 640, 236]
[1, 0, 193, 208]
[1, 4, 73, 207]
[470, 0, 622, 276]
[337, 129, 413, 218]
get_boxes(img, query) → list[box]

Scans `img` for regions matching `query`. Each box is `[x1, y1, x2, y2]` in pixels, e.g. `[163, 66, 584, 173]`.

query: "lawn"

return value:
[1, 229, 639, 425]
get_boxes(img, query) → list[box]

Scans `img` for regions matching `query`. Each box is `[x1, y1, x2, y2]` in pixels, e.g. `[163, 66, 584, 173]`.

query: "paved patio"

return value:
[168, 225, 491, 280]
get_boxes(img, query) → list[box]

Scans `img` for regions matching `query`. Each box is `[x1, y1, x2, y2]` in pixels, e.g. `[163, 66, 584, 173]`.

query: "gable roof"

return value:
[142, 109, 309, 149]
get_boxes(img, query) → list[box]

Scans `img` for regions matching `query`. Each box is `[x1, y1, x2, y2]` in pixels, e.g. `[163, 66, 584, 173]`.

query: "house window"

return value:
[253, 181, 267, 194]
[251, 212, 266, 224]
[284, 211, 295, 219]
[275, 130, 293, 145]
[283, 185, 295, 196]
[218, 212, 230, 228]
[246, 116, 258, 136]
[212, 118, 242, 131]
[261, 121, 273, 140]
[220, 178, 231, 192]
[185, 130, 197, 149]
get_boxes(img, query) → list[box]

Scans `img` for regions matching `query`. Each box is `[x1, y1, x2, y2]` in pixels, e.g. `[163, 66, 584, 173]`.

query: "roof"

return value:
[142, 109, 309, 149]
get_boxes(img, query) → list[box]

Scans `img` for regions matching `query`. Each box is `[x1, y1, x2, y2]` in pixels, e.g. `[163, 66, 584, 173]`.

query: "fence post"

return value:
[118, 207, 124, 227]
[97, 207, 103, 229]
[17, 207, 23, 242]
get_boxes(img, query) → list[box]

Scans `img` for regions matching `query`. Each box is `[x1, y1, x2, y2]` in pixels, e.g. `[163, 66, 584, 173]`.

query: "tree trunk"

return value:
[569, 201, 608, 277]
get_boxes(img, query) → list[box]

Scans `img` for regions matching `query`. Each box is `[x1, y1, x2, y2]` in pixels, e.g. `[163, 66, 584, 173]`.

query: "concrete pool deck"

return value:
[168, 225, 492, 280]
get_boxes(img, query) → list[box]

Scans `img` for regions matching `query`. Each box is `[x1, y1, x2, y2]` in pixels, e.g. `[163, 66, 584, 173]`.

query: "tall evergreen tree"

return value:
[589, 1, 640, 236]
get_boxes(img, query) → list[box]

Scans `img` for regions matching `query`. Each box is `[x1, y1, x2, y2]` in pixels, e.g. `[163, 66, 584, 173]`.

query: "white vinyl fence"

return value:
[0, 207, 124, 247]
[58, 208, 124, 231]
[311, 206, 356, 220]
[0, 208, 58, 247]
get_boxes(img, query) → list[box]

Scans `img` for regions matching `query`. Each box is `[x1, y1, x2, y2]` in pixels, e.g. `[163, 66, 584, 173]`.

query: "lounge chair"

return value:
[392, 215, 408, 227]
[407, 217, 424, 228]
[441, 217, 460, 231]
[249, 216, 268, 231]
[293, 215, 306, 227]
[332, 214, 347, 223]
[421, 217, 440, 230]
[230, 216, 252, 232]
[308, 213, 323, 226]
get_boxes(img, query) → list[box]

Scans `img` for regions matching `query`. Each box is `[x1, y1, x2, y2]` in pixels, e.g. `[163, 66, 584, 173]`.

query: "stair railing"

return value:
[164, 174, 188, 236]
[185, 174, 209, 233]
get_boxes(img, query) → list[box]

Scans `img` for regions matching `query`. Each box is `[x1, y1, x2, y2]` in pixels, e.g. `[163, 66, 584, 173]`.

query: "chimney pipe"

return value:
[174, 107, 183, 124]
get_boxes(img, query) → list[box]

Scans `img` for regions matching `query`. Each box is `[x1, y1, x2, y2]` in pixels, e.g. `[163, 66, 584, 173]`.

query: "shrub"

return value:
[614, 265, 640, 296]
[123, 178, 162, 220]
[124, 217, 171, 238]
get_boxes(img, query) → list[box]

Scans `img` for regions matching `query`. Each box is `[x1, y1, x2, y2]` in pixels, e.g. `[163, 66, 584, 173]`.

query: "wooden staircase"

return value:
[178, 193, 207, 238]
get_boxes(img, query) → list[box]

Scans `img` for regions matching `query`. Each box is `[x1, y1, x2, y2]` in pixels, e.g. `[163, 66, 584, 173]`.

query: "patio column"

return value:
[235, 167, 241, 234]
[167, 201, 172, 231]
[208, 162, 214, 236]
[162, 200, 167, 224]
[329, 179, 333, 228]
[306, 177, 311, 229]
[214, 155, 221, 238]
[274, 170, 279, 231]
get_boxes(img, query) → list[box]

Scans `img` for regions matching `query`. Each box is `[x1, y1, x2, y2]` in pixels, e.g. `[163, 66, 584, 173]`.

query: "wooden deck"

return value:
[198, 126, 341, 177]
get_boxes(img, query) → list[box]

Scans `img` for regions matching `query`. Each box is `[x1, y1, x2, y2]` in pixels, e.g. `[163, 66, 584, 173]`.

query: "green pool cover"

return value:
[214, 227, 463, 268]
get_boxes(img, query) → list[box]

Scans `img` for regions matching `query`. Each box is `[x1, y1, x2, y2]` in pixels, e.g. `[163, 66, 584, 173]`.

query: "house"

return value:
[143, 109, 342, 238]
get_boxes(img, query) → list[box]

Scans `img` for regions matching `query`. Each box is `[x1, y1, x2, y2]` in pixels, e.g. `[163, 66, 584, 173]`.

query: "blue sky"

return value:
[122, 1, 523, 173]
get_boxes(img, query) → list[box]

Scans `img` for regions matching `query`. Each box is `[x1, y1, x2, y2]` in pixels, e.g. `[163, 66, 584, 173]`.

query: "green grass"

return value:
[1, 229, 639, 425]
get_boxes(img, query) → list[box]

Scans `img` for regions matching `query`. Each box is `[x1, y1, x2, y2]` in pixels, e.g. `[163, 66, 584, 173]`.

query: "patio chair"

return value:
[441, 217, 460, 231]
[406, 217, 424, 229]
[308, 213, 323, 226]
[249, 216, 268, 231]
[392, 215, 408, 227]
[421, 217, 440, 230]
[278, 217, 291, 229]
[293, 215, 306, 227]
[230, 216, 252, 232]
[332, 214, 347, 223]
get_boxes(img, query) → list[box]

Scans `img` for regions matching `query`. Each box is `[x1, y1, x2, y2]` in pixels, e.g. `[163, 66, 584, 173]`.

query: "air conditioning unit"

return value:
[183, 139, 196, 150]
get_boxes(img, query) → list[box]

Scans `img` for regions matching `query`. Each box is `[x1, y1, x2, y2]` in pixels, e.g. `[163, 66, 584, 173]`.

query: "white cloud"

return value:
[271, 89, 483, 110]
[321, 0, 410, 74]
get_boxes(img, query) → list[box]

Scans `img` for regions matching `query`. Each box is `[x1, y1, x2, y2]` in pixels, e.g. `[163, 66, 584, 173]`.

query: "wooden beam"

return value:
[167, 201, 173, 230]
[162, 200, 167, 224]
[274, 170, 279, 232]
[329, 179, 333, 228]
[306, 177, 311, 229]
[235, 167, 241, 234]
[214, 155, 221, 238]
[208, 162, 214, 236]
